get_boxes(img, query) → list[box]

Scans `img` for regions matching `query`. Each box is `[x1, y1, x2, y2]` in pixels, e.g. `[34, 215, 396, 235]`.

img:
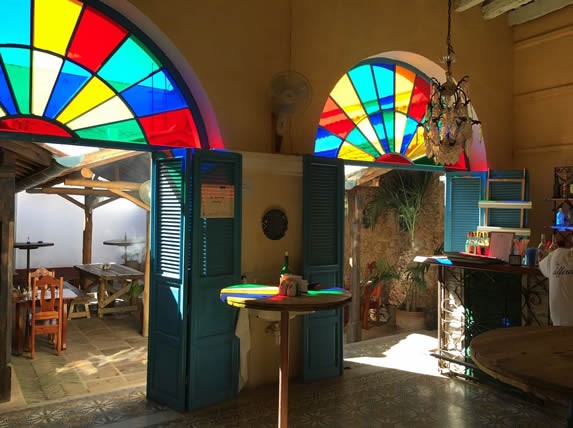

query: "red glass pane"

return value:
[376, 153, 411, 165]
[67, 6, 128, 72]
[319, 97, 355, 138]
[140, 109, 201, 148]
[408, 77, 430, 122]
[0, 117, 71, 137]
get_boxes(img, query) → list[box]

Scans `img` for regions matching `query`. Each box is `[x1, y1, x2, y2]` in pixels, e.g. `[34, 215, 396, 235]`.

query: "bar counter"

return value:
[415, 254, 549, 377]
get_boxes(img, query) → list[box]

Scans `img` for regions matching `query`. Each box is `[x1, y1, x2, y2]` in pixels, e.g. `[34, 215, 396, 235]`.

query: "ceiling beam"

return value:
[64, 178, 142, 191]
[482, 0, 534, 20]
[0, 140, 53, 166]
[27, 187, 117, 197]
[508, 0, 573, 25]
[455, 0, 485, 12]
[110, 189, 149, 211]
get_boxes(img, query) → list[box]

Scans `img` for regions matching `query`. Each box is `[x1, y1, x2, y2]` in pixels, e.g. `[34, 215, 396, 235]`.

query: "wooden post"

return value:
[0, 150, 15, 402]
[278, 311, 289, 428]
[142, 211, 150, 337]
[347, 188, 362, 343]
[82, 196, 93, 264]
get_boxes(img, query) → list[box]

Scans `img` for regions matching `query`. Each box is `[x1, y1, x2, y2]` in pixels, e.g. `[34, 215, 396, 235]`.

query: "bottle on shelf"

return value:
[549, 234, 559, 252]
[464, 232, 475, 253]
[554, 171, 561, 198]
[537, 233, 548, 264]
[556, 208, 566, 226]
[280, 251, 292, 277]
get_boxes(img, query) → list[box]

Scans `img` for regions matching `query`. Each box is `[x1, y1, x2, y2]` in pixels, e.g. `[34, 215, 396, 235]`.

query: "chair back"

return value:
[29, 275, 64, 358]
[28, 267, 56, 288]
[32, 275, 63, 318]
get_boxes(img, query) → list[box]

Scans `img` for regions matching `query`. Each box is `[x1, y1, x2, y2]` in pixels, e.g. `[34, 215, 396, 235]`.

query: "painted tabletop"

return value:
[220, 284, 352, 312]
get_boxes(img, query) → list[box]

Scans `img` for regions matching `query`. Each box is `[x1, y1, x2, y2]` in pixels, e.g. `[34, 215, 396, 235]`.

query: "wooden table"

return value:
[14, 241, 54, 280]
[220, 284, 352, 428]
[13, 283, 79, 356]
[471, 326, 573, 427]
[74, 263, 144, 318]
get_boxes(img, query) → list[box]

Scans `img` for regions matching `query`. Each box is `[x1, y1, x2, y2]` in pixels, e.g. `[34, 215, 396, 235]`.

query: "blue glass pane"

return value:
[400, 117, 419, 154]
[373, 64, 394, 110]
[44, 60, 92, 119]
[0, 0, 31, 46]
[98, 36, 160, 92]
[369, 112, 389, 152]
[121, 69, 187, 117]
[315, 127, 343, 157]
[348, 65, 379, 115]
[0, 66, 18, 114]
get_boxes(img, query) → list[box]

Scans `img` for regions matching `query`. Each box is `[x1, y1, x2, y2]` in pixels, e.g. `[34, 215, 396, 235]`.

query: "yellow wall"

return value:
[512, 5, 573, 243]
[130, 0, 514, 166]
[125, 0, 516, 388]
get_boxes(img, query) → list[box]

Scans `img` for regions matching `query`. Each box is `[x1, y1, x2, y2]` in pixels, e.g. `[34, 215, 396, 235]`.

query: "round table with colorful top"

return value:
[220, 284, 352, 428]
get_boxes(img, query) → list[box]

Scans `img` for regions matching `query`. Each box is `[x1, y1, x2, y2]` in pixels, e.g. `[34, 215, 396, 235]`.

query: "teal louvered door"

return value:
[302, 155, 345, 382]
[187, 149, 241, 410]
[147, 150, 191, 411]
[444, 172, 486, 252]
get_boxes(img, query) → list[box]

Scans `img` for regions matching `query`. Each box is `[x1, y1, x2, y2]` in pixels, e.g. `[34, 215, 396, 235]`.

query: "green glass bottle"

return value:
[280, 251, 292, 276]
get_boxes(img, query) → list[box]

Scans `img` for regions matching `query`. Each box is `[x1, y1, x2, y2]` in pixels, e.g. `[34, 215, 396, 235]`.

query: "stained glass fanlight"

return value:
[314, 60, 459, 168]
[0, 0, 212, 150]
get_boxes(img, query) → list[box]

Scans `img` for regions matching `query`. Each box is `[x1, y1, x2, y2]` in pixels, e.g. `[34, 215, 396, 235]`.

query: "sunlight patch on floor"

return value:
[344, 333, 444, 377]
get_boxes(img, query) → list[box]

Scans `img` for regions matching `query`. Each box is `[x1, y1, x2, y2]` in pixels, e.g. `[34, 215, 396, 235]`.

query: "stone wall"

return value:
[344, 171, 444, 311]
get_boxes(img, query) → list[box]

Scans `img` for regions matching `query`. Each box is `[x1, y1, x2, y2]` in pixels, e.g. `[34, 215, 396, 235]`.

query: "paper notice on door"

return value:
[201, 184, 235, 218]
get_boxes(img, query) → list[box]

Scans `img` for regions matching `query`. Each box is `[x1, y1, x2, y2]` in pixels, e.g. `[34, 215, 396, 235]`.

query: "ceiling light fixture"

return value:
[421, 0, 481, 165]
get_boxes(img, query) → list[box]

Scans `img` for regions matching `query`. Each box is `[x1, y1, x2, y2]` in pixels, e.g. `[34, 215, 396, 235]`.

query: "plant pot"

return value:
[396, 308, 425, 331]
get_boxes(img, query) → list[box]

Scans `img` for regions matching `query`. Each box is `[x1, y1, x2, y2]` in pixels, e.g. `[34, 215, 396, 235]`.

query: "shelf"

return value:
[478, 200, 532, 209]
[477, 226, 530, 236]
[549, 226, 573, 231]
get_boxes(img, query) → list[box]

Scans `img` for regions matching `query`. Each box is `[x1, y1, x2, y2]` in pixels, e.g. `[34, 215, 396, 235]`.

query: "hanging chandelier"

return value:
[422, 0, 480, 165]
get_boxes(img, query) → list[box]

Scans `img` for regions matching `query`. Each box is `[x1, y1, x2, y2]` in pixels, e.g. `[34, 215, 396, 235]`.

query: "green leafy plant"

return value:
[360, 259, 400, 297]
[129, 280, 144, 298]
[402, 262, 430, 312]
[362, 170, 431, 245]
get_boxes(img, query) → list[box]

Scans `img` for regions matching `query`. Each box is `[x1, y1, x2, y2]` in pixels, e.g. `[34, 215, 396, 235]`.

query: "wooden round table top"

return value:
[14, 241, 54, 250]
[220, 284, 352, 312]
[471, 326, 573, 400]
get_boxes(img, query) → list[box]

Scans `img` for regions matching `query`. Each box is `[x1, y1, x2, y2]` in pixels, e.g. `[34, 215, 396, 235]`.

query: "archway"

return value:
[0, 0, 225, 405]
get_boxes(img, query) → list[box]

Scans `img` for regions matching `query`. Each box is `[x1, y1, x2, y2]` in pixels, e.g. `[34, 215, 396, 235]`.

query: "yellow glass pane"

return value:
[67, 96, 134, 130]
[395, 66, 415, 114]
[405, 127, 427, 160]
[0, 105, 5, 117]
[338, 141, 375, 162]
[34, 0, 83, 55]
[330, 75, 367, 125]
[394, 113, 407, 154]
[56, 77, 114, 124]
[32, 51, 62, 116]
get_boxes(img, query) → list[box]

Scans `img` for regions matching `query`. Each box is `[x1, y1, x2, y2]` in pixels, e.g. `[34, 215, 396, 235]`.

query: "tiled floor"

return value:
[6, 313, 147, 406]
[0, 326, 568, 427]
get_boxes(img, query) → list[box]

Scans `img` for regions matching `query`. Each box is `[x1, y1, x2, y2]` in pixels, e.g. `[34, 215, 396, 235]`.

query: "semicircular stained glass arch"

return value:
[314, 60, 435, 167]
[0, 0, 210, 150]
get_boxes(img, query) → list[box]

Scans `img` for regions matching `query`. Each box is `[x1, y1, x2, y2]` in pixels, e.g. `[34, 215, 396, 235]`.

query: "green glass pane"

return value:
[348, 65, 379, 115]
[382, 110, 395, 152]
[346, 128, 380, 158]
[98, 36, 160, 92]
[0, 47, 31, 114]
[76, 118, 146, 144]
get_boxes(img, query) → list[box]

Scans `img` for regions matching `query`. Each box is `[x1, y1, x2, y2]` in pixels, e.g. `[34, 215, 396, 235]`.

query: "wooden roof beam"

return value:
[27, 187, 117, 197]
[455, 0, 485, 12]
[0, 140, 53, 166]
[482, 0, 533, 20]
[64, 178, 141, 191]
[508, 0, 573, 25]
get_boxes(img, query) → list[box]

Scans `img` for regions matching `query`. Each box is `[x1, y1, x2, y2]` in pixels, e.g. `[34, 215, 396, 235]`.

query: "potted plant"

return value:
[360, 259, 400, 328]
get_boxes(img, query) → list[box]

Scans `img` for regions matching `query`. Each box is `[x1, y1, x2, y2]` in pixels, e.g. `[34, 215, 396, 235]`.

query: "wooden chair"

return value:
[361, 281, 383, 330]
[29, 275, 64, 359]
[28, 267, 55, 289]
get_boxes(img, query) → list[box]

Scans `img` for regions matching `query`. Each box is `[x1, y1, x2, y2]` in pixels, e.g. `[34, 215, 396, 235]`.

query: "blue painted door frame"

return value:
[147, 149, 241, 411]
[302, 155, 345, 382]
